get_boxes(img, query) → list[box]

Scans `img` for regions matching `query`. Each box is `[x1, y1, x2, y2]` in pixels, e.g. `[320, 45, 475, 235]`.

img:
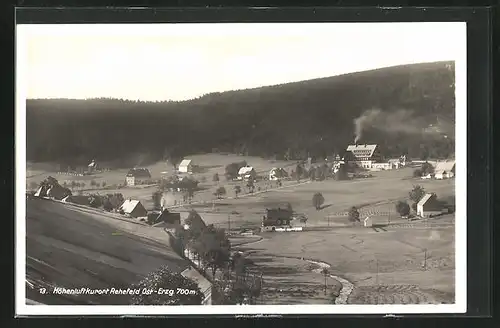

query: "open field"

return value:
[171, 166, 455, 231]
[25, 154, 456, 305]
[26, 154, 296, 209]
[234, 217, 455, 304]
[26, 197, 188, 305]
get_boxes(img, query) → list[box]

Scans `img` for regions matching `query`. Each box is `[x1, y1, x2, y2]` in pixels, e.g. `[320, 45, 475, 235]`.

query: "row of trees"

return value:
[413, 162, 435, 178]
[155, 176, 201, 206]
[28, 179, 110, 192]
[174, 211, 231, 277]
[171, 210, 262, 304]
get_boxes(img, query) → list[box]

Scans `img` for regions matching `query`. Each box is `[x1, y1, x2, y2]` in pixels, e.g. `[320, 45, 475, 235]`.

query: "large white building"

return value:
[345, 144, 382, 169]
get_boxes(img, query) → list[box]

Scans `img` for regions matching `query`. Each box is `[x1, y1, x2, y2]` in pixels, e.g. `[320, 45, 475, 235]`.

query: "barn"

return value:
[417, 193, 443, 218]
[156, 209, 181, 226]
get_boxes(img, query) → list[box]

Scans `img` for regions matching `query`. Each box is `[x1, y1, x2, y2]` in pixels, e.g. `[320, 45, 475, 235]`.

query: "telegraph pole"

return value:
[423, 249, 427, 270]
[376, 259, 379, 285]
[228, 214, 231, 235]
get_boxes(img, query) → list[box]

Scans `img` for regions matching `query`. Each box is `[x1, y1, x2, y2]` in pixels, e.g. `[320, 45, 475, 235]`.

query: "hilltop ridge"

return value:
[26, 61, 455, 165]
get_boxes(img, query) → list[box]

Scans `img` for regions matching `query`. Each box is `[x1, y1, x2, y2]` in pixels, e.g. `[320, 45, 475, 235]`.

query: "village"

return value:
[26, 141, 456, 306]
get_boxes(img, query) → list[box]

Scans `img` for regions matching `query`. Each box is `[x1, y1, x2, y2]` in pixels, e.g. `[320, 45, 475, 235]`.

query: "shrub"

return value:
[348, 206, 360, 222]
[395, 201, 410, 216]
[312, 192, 325, 210]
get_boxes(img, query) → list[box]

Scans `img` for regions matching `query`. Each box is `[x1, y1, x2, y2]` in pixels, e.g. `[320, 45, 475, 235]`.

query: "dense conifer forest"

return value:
[26, 61, 455, 167]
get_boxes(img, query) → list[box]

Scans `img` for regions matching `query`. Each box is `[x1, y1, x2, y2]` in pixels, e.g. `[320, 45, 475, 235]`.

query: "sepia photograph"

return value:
[16, 21, 467, 315]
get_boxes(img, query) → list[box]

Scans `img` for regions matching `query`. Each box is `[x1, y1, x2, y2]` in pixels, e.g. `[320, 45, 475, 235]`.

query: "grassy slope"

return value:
[26, 198, 188, 305]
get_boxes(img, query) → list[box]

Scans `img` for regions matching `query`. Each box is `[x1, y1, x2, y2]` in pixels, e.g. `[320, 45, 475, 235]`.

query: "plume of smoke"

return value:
[353, 108, 452, 143]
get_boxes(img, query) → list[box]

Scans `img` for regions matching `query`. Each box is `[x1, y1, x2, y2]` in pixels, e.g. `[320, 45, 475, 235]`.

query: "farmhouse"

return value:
[119, 199, 148, 218]
[238, 165, 256, 181]
[183, 212, 207, 232]
[178, 159, 193, 174]
[87, 159, 98, 173]
[417, 193, 443, 218]
[181, 267, 213, 305]
[156, 209, 181, 226]
[434, 160, 455, 180]
[125, 168, 151, 186]
[345, 144, 383, 169]
[34, 185, 48, 197]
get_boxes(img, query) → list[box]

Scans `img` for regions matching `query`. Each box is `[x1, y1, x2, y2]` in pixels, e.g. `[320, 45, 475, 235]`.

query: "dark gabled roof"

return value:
[417, 193, 438, 207]
[126, 168, 151, 178]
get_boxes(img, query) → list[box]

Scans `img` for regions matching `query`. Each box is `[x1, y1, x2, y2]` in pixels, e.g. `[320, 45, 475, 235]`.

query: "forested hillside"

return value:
[26, 61, 455, 167]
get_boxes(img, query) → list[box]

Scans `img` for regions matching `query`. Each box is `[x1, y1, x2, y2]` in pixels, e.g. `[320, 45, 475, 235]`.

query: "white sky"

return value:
[17, 22, 466, 102]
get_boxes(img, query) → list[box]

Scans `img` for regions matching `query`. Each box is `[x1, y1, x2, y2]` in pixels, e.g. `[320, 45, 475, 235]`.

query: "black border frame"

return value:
[6, 5, 495, 324]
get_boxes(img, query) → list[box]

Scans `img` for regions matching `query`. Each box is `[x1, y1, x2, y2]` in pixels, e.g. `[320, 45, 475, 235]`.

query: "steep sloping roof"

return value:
[120, 200, 144, 214]
[417, 193, 437, 208]
[238, 166, 255, 175]
[26, 198, 189, 305]
[157, 209, 181, 224]
[181, 267, 212, 294]
[179, 159, 192, 167]
[346, 144, 378, 158]
[434, 160, 455, 173]
[34, 186, 47, 197]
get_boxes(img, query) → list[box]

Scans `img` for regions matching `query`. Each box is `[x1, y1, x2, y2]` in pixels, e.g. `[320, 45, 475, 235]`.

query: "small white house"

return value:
[178, 159, 193, 173]
[363, 217, 373, 227]
[269, 167, 287, 181]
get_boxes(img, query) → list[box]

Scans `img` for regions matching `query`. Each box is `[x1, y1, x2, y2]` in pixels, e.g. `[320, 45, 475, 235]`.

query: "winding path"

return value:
[233, 235, 355, 305]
